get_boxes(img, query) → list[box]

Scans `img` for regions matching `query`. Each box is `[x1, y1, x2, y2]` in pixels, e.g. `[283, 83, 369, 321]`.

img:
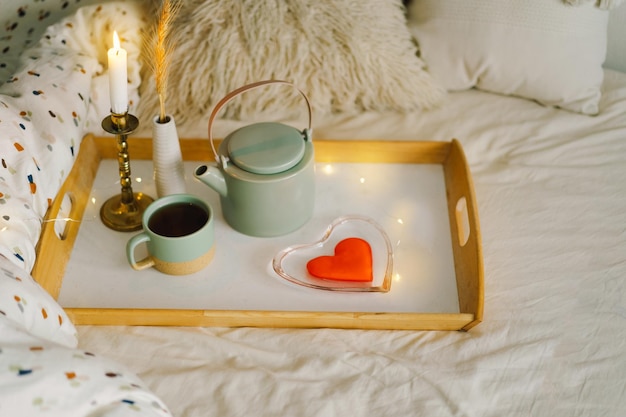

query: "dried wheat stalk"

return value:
[147, 0, 181, 123]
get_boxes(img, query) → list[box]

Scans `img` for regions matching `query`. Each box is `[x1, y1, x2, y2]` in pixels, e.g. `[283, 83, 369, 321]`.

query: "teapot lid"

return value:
[226, 122, 306, 175]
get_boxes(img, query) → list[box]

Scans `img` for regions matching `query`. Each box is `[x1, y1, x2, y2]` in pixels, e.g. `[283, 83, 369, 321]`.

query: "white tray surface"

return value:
[58, 159, 459, 314]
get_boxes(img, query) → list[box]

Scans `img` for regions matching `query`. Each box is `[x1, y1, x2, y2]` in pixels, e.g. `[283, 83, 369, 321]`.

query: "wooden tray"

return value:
[32, 135, 483, 331]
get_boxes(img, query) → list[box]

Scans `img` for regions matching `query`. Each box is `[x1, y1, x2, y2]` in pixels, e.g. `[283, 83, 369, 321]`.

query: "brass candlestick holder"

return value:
[100, 111, 154, 232]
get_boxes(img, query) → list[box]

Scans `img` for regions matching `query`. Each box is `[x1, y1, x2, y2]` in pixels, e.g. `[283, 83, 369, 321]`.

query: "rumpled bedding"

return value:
[78, 68, 626, 417]
[0, 3, 168, 416]
[0, 1, 625, 417]
[0, 1, 143, 273]
[565, 0, 625, 9]
[0, 312, 168, 416]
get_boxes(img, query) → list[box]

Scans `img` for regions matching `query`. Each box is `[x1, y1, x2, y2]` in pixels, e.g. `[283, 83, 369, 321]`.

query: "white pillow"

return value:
[408, 0, 609, 115]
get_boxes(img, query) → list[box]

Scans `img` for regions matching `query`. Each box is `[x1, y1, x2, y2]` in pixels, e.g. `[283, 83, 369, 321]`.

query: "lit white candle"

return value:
[107, 31, 128, 114]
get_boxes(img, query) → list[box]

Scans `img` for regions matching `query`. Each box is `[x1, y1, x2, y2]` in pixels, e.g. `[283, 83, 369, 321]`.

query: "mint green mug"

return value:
[126, 194, 215, 275]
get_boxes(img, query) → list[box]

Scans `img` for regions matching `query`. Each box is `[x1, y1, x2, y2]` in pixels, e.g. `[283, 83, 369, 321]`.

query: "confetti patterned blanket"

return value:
[0, 260, 169, 416]
[0, 3, 169, 416]
[1, 1, 626, 417]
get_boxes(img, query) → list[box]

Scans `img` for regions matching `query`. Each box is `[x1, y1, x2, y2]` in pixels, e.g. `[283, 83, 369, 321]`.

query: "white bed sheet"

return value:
[75, 70, 626, 416]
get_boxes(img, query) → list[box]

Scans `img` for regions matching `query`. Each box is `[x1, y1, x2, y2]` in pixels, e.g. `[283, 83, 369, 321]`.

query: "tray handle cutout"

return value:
[455, 196, 470, 247]
[50, 192, 76, 241]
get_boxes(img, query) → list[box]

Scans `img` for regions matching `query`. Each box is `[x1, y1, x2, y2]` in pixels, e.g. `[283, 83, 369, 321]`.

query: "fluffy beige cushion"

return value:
[137, 0, 445, 128]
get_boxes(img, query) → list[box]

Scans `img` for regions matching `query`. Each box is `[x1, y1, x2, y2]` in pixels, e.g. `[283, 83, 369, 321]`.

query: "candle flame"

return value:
[113, 31, 121, 50]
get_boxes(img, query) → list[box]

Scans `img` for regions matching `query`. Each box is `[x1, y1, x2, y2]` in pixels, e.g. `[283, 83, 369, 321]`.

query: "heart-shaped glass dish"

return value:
[272, 216, 394, 292]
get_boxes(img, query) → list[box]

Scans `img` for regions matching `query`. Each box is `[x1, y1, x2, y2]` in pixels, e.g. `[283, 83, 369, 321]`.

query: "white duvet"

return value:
[76, 71, 626, 416]
[1, 2, 625, 417]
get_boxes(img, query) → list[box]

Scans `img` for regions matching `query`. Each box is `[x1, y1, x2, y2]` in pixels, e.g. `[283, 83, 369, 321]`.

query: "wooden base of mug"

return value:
[152, 246, 216, 276]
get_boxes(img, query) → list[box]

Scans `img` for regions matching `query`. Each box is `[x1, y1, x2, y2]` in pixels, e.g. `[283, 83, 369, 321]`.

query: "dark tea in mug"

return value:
[148, 202, 209, 237]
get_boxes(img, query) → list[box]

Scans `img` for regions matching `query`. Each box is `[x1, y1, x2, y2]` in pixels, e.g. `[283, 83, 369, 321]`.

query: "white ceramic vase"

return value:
[152, 114, 186, 197]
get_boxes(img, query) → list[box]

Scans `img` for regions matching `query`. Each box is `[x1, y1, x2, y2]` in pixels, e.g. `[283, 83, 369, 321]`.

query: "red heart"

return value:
[306, 238, 373, 282]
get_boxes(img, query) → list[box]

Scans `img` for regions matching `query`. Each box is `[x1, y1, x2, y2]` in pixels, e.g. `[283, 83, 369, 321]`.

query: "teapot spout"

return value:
[194, 164, 228, 197]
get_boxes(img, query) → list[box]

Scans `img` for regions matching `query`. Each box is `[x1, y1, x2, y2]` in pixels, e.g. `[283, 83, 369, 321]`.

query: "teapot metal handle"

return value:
[207, 80, 313, 166]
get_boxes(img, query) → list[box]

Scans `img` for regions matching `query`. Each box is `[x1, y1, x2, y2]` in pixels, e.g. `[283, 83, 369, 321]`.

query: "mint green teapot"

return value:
[194, 80, 315, 237]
